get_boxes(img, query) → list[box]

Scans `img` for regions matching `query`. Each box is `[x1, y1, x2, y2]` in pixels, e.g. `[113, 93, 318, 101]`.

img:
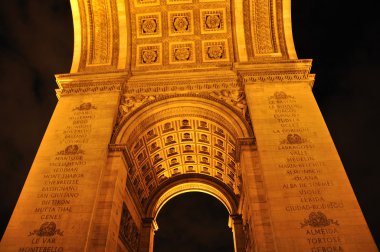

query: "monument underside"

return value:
[0, 0, 378, 251]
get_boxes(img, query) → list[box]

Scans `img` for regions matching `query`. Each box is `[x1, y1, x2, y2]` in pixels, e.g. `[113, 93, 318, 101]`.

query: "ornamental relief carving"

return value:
[56, 82, 123, 97]
[85, 0, 112, 66]
[168, 11, 194, 36]
[136, 13, 162, 38]
[134, 0, 159, 6]
[240, 72, 313, 83]
[209, 90, 247, 116]
[169, 42, 195, 64]
[118, 91, 247, 118]
[119, 94, 156, 117]
[119, 203, 139, 252]
[252, 0, 276, 54]
[136, 44, 162, 65]
[174, 47, 190, 61]
[174, 16, 189, 32]
[166, 0, 192, 4]
[201, 9, 227, 34]
[202, 40, 229, 62]
[116, 91, 251, 131]
[129, 0, 232, 71]
[76, 0, 298, 72]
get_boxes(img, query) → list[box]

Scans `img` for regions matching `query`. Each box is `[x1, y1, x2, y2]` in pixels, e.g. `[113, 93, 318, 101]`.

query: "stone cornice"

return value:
[236, 137, 257, 162]
[235, 60, 315, 87]
[108, 143, 134, 168]
[234, 59, 313, 72]
[55, 71, 128, 98]
[125, 69, 241, 95]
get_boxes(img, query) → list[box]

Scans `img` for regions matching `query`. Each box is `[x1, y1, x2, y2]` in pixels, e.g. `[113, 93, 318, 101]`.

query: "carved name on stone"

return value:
[265, 91, 345, 250]
[19, 103, 97, 251]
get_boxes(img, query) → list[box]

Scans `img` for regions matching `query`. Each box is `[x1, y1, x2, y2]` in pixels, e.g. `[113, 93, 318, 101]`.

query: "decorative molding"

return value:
[56, 81, 123, 97]
[242, 0, 254, 60]
[200, 9, 227, 34]
[109, 143, 134, 169]
[236, 137, 256, 162]
[236, 60, 315, 85]
[134, 0, 159, 7]
[117, 91, 247, 120]
[77, 0, 121, 71]
[119, 203, 139, 252]
[168, 11, 194, 36]
[55, 72, 126, 97]
[124, 70, 240, 94]
[237, 137, 256, 146]
[125, 81, 241, 95]
[119, 94, 156, 117]
[145, 174, 240, 217]
[86, 0, 112, 65]
[209, 90, 247, 115]
[241, 72, 313, 83]
[136, 44, 163, 66]
[129, 0, 233, 72]
[202, 40, 230, 62]
[169, 42, 196, 64]
[113, 94, 253, 141]
[252, 0, 277, 54]
[136, 13, 162, 38]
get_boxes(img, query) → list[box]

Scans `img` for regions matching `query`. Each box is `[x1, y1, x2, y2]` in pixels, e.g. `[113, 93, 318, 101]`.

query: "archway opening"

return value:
[153, 192, 234, 252]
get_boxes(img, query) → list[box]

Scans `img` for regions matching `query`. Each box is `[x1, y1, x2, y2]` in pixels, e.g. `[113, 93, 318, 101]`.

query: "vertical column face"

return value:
[0, 92, 119, 251]
[245, 82, 377, 251]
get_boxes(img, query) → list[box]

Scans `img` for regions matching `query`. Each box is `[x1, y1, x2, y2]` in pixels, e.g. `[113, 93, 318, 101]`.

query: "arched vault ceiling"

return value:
[122, 117, 241, 207]
[69, 0, 297, 72]
[111, 96, 254, 208]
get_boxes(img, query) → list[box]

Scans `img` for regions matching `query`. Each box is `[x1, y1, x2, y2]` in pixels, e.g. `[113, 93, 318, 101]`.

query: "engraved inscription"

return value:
[20, 102, 98, 250]
[265, 91, 346, 250]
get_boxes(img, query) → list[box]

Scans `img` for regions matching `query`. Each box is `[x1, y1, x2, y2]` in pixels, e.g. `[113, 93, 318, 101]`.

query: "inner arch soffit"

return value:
[146, 174, 239, 219]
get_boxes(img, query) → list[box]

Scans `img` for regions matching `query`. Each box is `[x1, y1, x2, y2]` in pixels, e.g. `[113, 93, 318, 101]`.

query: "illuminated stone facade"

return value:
[0, 0, 377, 251]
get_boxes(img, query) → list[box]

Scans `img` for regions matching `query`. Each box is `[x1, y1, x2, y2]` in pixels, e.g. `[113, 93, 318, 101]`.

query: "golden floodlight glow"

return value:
[0, 0, 377, 251]
[153, 182, 233, 218]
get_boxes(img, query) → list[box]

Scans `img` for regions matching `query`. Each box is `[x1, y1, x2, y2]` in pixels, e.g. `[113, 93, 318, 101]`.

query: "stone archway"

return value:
[143, 177, 245, 252]
[111, 96, 253, 252]
[153, 191, 235, 251]
[1, 0, 376, 250]
[113, 95, 252, 207]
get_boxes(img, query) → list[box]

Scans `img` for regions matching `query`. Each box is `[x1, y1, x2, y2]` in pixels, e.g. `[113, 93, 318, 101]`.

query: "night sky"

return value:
[0, 0, 379, 250]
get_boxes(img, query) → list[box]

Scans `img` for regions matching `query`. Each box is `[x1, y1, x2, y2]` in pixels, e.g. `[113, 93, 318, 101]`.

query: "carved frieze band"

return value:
[124, 72, 241, 94]
[55, 72, 127, 97]
[86, 0, 113, 65]
[56, 82, 123, 97]
[119, 90, 246, 116]
[240, 72, 315, 84]
[117, 93, 249, 129]
[124, 81, 242, 95]
[251, 0, 277, 54]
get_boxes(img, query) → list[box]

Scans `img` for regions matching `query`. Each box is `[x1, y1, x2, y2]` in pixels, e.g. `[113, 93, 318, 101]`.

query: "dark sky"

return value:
[154, 192, 234, 252]
[0, 0, 379, 250]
